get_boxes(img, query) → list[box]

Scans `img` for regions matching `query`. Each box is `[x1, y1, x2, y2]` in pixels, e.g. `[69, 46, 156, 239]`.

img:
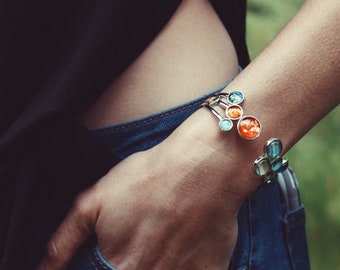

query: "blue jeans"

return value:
[70, 84, 310, 270]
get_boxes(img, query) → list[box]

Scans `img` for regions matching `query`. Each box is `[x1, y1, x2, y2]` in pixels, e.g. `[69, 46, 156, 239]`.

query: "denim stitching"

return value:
[248, 198, 253, 270]
[89, 251, 100, 270]
[91, 100, 203, 134]
[93, 248, 109, 270]
[90, 69, 242, 134]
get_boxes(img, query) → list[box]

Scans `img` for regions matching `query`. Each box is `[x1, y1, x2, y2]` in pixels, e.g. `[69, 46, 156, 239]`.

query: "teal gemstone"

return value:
[253, 156, 270, 176]
[278, 158, 289, 172]
[219, 118, 233, 131]
[266, 139, 283, 159]
[228, 91, 244, 105]
[271, 157, 283, 171]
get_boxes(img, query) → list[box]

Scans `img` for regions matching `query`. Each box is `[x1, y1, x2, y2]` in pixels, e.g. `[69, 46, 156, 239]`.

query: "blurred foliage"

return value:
[247, 0, 305, 58]
[246, 0, 340, 269]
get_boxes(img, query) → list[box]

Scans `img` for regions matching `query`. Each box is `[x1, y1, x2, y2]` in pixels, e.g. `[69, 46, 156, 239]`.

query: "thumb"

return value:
[36, 193, 96, 270]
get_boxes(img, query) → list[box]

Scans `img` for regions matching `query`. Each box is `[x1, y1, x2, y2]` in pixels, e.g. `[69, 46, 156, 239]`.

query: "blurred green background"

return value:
[246, 0, 340, 269]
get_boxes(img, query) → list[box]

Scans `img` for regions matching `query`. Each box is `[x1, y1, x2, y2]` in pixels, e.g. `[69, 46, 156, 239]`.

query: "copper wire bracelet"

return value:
[202, 92, 288, 183]
[202, 91, 262, 140]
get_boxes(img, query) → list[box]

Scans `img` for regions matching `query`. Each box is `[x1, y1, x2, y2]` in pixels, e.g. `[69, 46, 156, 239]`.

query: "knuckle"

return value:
[44, 238, 60, 263]
[72, 188, 99, 228]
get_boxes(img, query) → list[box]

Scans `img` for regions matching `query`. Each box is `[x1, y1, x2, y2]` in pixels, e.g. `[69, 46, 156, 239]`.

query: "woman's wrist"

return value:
[162, 106, 265, 202]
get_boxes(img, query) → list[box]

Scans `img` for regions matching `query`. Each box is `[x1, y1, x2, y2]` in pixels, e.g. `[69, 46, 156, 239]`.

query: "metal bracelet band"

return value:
[253, 138, 289, 183]
[202, 91, 262, 140]
[202, 102, 235, 131]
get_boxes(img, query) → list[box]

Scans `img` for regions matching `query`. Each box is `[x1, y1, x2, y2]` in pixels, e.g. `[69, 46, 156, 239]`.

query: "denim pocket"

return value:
[92, 246, 117, 270]
[283, 206, 310, 270]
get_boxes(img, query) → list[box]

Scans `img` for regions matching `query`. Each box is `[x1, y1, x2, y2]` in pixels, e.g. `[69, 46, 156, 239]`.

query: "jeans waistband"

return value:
[88, 67, 277, 195]
[90, 66, 242, 134]
[89, 82, 231, 161]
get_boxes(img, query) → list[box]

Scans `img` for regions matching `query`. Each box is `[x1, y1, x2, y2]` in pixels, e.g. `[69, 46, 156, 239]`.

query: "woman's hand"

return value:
[37, 111, 257, 270]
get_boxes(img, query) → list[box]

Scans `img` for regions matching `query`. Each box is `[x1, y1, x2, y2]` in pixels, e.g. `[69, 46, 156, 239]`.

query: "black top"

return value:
[0, 1, 249, 269]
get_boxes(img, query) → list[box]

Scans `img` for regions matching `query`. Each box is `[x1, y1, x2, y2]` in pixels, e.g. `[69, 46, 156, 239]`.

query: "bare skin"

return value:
[38, 0, 340, 269]
[79, 0, 239, 128]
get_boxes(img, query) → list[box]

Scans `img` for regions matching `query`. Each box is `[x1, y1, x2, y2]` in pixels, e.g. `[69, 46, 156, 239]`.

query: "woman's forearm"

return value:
[172, 0, 339, 198]
[38, 2, 339, 268]
[233, 0, 339, 149]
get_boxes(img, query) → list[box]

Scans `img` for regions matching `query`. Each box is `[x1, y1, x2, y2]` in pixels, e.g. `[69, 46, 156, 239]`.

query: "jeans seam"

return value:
[89, 75, 237, 134]
[248, 198, 253, 270]
[91, 100, 204, 134]
[284, 216, 295, 270]
[93, 247, 109, 270]
[89, 251, 100, 270]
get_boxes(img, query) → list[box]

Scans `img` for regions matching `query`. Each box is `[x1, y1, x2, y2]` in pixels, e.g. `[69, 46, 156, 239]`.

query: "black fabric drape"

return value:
[0, 1, 249, 269]
[210, 0, 249, 68]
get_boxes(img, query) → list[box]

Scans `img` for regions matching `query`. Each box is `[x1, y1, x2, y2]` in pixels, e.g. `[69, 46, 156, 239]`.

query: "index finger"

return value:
[36, 194, 96, 270]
